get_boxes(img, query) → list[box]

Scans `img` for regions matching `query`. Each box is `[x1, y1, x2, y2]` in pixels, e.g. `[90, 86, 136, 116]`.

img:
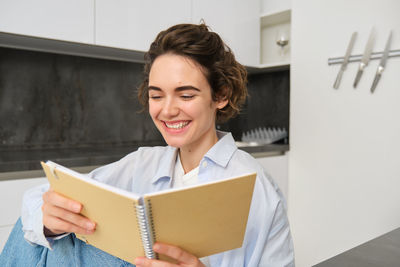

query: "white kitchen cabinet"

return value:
[0, 0, 94, 44]
[260, 0, 291, 15]
[95, 0, 191, 52]
[0, 178, 47, 251]
[260, 9, 291, 67]
[0, 1, 261, 67]
[192, 0, 260, 66]
[259, 0, 291, 68]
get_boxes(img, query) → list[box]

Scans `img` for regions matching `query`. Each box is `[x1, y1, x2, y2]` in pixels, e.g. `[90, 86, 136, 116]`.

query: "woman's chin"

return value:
[163, 138, 185, 148]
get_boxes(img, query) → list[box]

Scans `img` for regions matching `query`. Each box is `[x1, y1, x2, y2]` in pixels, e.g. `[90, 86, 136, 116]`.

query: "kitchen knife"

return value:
[371, 31, 392, 93]
[333, 32, 357, 89]
[353, 28, 375, 88]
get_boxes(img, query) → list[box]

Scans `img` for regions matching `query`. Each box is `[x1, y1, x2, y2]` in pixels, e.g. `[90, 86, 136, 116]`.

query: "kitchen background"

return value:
[1, 0, 400, 266]
[0, 46, 289, 172]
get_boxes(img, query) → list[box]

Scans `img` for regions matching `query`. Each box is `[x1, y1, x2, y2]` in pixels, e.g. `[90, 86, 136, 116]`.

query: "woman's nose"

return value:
[162, 98, 179, 117]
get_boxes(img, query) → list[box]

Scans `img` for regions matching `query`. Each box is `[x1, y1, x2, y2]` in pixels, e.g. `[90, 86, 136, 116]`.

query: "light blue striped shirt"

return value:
[22, 131, 295, 266]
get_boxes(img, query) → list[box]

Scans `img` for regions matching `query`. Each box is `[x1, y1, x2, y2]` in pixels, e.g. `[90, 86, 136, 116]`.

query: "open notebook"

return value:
[41, 161, 256, 264]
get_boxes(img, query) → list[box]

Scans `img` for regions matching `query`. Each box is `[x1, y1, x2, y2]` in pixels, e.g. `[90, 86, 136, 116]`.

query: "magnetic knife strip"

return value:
[329, 30, 398, 93]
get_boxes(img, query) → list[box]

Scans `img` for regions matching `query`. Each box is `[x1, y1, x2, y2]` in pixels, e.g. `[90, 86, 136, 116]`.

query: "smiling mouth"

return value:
[164, 121, 190, 129]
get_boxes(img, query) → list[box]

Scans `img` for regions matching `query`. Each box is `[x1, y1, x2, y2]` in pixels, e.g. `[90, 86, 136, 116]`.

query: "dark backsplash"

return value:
[0, 47, 163, 149]
[0, 47, 289, 172]
[218, 70, 290, 141]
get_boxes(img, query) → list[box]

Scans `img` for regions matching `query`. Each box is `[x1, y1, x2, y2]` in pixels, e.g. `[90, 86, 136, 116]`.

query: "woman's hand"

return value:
[134, 243, 206, 267]
[42, 189, 96, 236]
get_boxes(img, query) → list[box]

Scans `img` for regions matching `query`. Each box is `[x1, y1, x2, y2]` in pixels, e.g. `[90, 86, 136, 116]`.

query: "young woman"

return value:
[1, 24, 294, 267]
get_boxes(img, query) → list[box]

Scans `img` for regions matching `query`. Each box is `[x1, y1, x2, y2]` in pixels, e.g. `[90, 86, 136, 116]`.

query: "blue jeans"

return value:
[0, 218, 135, 267]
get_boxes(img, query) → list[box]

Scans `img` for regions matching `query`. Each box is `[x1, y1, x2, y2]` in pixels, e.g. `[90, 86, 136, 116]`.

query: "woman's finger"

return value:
[42, 202, 95, 231]
[134, 242, 205, 267]
[134, 257, 177, 267]
[42, 189, 95, 235]
[43, 190, 82, 213]
[153, 243, 198, 265]
[43, 215, 95, 235]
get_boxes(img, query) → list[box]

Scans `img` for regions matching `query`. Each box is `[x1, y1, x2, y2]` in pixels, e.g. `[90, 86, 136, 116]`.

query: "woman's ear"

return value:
[215, 87, 229, 110]
[217, 98, 229, 110]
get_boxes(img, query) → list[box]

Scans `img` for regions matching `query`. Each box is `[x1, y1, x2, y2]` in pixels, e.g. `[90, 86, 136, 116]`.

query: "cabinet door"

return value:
[192, 0, 260, 66]
[256, 154, 288, 201]
[260, 0, 291, 14]
[0, 0, 94, 43]
[95, 0, 191, 52]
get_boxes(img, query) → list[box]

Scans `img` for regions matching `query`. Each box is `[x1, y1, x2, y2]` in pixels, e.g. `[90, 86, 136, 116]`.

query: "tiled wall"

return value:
[218, 70, 290, 141]
[0, 47, 162, 148]
[0, 47, 289, 171]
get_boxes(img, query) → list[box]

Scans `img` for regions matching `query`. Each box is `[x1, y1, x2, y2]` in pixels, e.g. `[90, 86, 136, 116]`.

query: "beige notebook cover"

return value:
[41, 161, 256, 264]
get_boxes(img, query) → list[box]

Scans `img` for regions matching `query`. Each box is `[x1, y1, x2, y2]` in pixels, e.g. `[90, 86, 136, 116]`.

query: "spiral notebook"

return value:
[41, 161, 256, 264]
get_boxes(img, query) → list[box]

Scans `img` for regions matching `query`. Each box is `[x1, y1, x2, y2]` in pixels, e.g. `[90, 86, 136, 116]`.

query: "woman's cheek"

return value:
[148, 101, 160, 118]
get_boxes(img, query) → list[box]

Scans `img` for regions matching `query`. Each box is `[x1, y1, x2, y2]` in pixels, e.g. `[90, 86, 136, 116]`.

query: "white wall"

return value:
[289, 0, 400, 266]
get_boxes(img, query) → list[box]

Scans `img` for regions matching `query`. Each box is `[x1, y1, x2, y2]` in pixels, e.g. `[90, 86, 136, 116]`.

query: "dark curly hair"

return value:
[138, 23, 248, 123]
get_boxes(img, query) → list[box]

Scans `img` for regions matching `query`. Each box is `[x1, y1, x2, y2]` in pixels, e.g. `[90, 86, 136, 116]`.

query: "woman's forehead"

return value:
[149, 54, 209, 88]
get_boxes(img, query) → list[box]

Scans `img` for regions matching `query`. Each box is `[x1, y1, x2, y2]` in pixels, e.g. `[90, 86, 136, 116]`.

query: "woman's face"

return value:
[148, 53, 227, 150]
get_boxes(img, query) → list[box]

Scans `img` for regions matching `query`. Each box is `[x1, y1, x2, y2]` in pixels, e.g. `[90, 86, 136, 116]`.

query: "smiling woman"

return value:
[148, 54, 228, 172]
[138, 23, 247, 124]
[0, 23, 294, 267]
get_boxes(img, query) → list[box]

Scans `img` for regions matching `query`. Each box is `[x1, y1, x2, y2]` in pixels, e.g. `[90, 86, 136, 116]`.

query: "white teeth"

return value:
[165, 121, 189, 129]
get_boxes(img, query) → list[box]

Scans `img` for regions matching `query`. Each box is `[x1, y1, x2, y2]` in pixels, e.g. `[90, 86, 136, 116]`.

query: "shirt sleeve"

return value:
[258, 200, 295, 266]
[242, 171, 295, 267]
[20, 182, 69, 249]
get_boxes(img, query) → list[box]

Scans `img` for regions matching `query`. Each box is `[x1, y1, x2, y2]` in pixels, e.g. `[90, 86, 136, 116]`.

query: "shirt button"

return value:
[202, 161, 208, 168]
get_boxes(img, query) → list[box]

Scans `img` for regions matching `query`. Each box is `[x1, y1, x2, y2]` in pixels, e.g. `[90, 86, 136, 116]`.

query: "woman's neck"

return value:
[179, 131, 219, 174]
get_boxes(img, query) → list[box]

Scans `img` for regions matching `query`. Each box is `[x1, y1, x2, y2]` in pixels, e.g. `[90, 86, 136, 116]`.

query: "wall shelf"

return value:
[246, 62, 289, 74]
[261, 9, 291, 27]
[260, 9, 291, 68]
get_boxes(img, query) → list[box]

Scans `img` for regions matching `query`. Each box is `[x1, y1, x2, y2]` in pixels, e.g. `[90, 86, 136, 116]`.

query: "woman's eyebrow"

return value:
[148, 86, 161, 91]
[148, 85, 200, 92]
[175, 85, 200, 92]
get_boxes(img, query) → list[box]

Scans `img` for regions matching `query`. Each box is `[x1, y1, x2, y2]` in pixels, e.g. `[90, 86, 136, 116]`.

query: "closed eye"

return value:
[181, 95, 195, 99]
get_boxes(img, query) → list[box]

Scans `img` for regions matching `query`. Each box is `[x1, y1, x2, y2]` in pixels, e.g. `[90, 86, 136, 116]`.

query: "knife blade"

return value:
[333, 32, 357, 89]
[371, 31, 392, 93]
[353, 28, 375, 88]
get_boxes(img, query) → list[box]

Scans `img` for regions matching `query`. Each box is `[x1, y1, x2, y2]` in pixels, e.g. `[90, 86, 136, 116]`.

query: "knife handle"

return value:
[333, 69, 344, 89]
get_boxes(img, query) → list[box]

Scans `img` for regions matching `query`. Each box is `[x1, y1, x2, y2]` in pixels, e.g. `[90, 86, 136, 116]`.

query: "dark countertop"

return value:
[0, 143, 289, 181]
[0, 142, 164, 173]
[238, 143, 289, 155]
[313, 227, 400, 267]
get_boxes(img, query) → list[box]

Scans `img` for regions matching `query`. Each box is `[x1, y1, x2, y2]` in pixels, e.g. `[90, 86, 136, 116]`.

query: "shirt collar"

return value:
[204, 131, 237, 168]
[151, 146, 178, 184]
[151, 131, 237, 184]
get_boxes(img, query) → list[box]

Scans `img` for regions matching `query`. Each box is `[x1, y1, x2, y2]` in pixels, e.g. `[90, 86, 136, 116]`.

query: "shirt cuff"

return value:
[23, 207, 69, 249]
[28, 207, 53, 249]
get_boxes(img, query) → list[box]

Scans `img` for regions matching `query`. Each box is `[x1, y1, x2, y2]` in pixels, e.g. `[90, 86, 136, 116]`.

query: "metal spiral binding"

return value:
[135, 202, 156, 259]
[146, 200, 157, 252]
